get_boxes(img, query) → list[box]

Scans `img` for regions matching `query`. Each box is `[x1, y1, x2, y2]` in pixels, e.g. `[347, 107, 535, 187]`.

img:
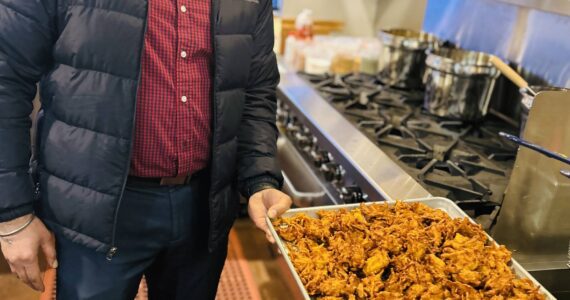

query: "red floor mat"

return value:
[215, 230, 262, 300]
[40, 229, 261, 300]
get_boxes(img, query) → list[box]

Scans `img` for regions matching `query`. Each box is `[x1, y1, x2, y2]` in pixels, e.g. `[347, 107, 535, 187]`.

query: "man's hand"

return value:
[0, 215, 57, 291]
[248, 188, 292, 243]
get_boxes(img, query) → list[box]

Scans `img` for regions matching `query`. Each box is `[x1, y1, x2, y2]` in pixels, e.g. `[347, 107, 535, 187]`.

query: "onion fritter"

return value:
[273, 202, 545, 300]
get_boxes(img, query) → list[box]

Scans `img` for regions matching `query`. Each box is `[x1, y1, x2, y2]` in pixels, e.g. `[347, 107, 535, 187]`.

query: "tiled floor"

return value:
[0, 256, 40, 300]
[231, 219, 299, 300]
[216, 225, 262, 300]
[0, 218, 299, 300]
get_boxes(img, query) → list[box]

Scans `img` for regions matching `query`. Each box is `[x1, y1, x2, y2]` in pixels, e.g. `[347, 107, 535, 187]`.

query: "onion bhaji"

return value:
[273, 202, 545, 299]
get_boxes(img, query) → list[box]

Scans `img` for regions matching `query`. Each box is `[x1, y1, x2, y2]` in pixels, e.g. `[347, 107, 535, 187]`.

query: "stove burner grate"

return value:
[297, 71, 516, 213]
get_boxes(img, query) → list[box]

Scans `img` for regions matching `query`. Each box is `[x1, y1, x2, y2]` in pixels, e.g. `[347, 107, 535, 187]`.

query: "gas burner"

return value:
[373, 96, 411, 109]
[395, 134, 506, 176]
[312, 74, 380, 103]
[440, 120, 467, 132]
[309, 74, 351, 101]
[419, 159, 490, 193]
[298, 70, 515, 215]
[343, 90, 382, 110]
[406, 139, 460, 162]
[408, 119, 469, 138]
[343, 73, 379, 89]
[462, 126, 518, 161]
[375, 111, 417, 140]
[383, 88, 424, 104]
[298, 72, 331, 84]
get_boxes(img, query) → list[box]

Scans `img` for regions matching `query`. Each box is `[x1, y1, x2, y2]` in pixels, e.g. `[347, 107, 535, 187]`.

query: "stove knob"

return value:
[307, 136, 318, 153]
[276, 109, 289, 125]
[295, 133, 315, 149]
[321, 163, 343, 182]
[339, 186, 364, 203]
[311, 150, 331, 167]
[284, 116, 297, 127]
[277, 100, 289, 111]
[286, 123, 300, 137]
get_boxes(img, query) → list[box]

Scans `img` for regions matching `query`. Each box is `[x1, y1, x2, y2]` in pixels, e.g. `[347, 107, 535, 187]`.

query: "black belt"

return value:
[127, 169, 206, 187]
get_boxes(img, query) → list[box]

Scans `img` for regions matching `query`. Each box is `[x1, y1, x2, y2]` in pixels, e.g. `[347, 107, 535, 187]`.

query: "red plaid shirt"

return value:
[130, 0, 212, 177]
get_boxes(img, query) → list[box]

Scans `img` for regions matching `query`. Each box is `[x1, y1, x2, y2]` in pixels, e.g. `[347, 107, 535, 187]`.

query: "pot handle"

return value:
[490, 56, 537, 97]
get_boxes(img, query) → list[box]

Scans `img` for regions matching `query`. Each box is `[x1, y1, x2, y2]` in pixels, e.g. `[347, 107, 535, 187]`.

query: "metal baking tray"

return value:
[267, 197, 556, 299]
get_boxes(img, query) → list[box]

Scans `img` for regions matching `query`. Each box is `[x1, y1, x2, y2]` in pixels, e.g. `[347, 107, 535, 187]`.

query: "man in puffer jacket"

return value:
[0, 0, 291, 299]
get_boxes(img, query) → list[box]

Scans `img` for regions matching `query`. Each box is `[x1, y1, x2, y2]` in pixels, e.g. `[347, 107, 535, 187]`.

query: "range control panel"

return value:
[277, 99, 368, 206]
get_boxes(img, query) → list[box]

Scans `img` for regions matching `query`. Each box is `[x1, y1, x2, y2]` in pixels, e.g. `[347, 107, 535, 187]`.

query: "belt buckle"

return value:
[159, 177, 172, 186]
[159, 174, 192, 186]
[184, 174, 192, 185]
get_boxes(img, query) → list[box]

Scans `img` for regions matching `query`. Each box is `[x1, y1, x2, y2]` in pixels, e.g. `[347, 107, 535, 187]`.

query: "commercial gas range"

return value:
[276, 64, 569, 296]
[276, 65, 520, 230]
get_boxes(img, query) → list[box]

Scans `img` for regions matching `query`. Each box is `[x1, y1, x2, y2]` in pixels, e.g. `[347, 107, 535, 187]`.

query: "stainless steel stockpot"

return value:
[378, 29, 439, 89]
[423, 48, 500, 121]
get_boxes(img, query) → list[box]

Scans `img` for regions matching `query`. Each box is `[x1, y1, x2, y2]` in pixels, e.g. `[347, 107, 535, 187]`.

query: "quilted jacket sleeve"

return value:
[237, 0, 283, 198]
[0, 0, 54, 221]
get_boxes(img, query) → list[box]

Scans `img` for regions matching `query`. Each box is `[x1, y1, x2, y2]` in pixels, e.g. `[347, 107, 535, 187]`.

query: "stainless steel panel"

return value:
[492, 91, 570, 271]
[267, 197, 556, 300]
[277, 64, 431, 202]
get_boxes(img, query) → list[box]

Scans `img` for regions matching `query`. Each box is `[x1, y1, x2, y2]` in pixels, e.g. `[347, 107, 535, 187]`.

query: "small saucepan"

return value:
[423, 48, 500, 121]
[378, 28, 440, 89]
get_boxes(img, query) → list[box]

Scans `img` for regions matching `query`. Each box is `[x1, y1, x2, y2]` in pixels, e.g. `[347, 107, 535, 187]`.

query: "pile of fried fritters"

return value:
[273, 202, 545, 300]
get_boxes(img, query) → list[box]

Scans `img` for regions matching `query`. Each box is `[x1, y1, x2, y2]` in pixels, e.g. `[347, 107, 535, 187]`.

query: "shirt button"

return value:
[180, 51, 187, 58]
[181, 96, 188, 103]
[180, 5, 187, 13]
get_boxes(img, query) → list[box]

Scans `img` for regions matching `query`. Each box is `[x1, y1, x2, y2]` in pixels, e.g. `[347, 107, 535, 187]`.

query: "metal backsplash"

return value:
[423, 0, 570, 122]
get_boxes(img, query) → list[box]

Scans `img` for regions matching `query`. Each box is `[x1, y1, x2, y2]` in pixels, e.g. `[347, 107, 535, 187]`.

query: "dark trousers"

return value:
[55, 178, 228, 300]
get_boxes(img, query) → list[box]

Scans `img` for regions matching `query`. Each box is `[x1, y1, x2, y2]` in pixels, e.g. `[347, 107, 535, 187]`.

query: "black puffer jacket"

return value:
[0, 0, 282, 254]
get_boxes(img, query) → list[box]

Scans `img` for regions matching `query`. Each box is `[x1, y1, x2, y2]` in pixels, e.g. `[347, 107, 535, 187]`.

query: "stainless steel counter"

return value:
[277, 64, 431, 202]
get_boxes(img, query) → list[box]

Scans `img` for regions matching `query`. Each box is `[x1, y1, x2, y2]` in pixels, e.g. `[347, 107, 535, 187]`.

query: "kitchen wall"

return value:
[423, 0, 570, 88]
[373, 0, 427, 32]
[280, 0, 427, 37]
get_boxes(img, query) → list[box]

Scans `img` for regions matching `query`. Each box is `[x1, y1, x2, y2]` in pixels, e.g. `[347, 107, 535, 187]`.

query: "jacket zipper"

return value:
[34, 182, 41, 201]
[207, 0, 219, 253]
[106, 8, 149, 262]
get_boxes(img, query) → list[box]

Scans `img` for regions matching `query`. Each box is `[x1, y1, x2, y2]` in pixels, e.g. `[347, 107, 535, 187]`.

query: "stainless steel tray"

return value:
[266, 197, 556, 299]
